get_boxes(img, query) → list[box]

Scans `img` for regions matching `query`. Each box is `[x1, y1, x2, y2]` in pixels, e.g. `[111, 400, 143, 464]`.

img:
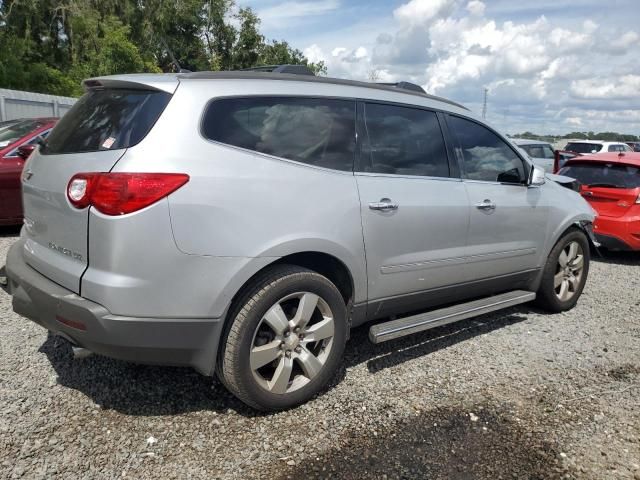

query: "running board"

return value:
[369, 290, 536, 344]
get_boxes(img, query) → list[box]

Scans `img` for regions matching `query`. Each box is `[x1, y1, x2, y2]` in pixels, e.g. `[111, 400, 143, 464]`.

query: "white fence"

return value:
[0, 88, 77, 121]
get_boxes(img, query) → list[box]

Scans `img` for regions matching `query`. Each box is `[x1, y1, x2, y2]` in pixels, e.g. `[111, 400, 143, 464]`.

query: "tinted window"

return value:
[564, 142, 602, 154]
[362, 103, 449, 177]
[42, 89, 171, 155]
[520, 144, 554, 159]
[559, 162, 640, 188]
[448, 116, 526, 183]
[0, 120, 46, 149]
[607, 144, 630, 152]
[202, 97, 355, 171]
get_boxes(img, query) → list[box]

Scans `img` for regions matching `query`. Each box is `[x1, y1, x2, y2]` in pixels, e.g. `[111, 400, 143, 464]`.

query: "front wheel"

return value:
[218, 265, 347, 411]
[535, 229, 590, 312]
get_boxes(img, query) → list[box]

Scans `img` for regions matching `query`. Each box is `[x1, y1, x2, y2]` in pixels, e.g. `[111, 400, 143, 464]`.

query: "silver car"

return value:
[1, 69, 596, 410]
[512, 138, 556, 172]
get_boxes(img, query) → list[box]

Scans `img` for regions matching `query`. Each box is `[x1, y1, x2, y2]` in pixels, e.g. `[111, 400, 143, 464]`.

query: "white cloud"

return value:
[259, 0, 340, 28]
[466, 0, 485, 16]
[300, 0, 640, 133]
[393, 0, 456, 26]
[570, 75, 640, 100]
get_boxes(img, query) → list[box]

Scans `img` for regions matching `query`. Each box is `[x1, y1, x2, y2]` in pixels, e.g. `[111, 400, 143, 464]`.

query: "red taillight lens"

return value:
[67, 173, 189, 215]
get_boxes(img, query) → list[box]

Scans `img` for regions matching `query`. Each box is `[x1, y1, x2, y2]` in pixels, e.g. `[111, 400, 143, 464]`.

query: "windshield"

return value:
[564, 142, 602, 154]
[559, 162, 640, 188]
[42, 88, 171, 155]
[0, 120, 45, 148]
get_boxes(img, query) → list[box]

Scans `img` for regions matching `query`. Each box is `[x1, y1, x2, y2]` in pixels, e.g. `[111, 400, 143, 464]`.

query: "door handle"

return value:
[369, 199, 399, 211]
[475, 199, 496, 210]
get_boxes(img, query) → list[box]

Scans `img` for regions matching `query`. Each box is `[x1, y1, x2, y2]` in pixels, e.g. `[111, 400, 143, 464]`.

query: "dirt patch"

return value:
[277, 405, 567, 480]
[607, 363, 640, 382]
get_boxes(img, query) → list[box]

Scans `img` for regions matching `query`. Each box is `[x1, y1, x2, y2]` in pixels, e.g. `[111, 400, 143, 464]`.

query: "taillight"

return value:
[67, 173, 189, 215]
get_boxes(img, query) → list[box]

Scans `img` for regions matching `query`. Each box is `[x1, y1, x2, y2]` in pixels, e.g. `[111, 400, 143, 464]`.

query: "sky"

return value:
[239, 0, 640, 135]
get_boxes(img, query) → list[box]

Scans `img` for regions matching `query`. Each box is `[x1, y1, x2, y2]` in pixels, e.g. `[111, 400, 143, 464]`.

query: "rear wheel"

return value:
[218, 265, 347, 411]
[536, 229, 590, 312]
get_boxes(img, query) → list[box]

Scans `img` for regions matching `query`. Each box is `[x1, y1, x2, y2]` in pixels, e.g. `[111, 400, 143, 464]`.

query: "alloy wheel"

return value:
[250, 292, 335, 394]
[554, 241, 585, 301]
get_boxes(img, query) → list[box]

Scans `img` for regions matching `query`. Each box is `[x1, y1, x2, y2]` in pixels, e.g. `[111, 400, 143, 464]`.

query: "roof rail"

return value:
[240, 64, 316, 76]
[377, 81, 426, 94]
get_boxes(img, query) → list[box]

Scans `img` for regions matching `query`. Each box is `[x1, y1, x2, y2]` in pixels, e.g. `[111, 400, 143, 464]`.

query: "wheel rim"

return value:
[554, 241, 585, 301]
[250, 292, 335, 395]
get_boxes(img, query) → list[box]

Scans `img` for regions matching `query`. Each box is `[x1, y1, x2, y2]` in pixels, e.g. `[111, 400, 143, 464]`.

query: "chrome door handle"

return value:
[369, 199, 399, 211]
[475, 199, 496, 210]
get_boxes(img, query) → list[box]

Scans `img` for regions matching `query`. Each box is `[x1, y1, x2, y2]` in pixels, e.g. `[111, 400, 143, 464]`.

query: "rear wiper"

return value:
[587, 183, 621, 188]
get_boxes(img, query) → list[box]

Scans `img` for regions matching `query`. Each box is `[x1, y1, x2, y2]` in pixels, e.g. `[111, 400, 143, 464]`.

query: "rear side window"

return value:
[607, 144, 630, 152]
[202, 97, 355, 172]
[42, 89, 171, 155]
[520, 144, 554, 159]
[361, 103, 450, 178]
[448, 115, 526, 183]
[564, 142, 602, 154]
[559, 162, 640, 188]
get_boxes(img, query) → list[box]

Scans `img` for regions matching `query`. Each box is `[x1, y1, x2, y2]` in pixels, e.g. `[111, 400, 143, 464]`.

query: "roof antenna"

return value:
[161, 38, 191, 73]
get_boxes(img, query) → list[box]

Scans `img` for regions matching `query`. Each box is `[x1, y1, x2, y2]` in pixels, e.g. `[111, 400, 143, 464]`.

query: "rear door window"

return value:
[361, 103, 451, 178]
[559, 162, 640, 188]
[448, 115, 526, 184]
[42, 89, 171, 155]
[202, 97, 356, 172]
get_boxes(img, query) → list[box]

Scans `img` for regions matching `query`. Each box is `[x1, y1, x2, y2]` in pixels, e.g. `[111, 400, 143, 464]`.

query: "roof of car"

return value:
[564, 152, 640, 167]
[512, 138, 551, 146]
[565, 140, 627, 145]
[86, 72, 469, 111]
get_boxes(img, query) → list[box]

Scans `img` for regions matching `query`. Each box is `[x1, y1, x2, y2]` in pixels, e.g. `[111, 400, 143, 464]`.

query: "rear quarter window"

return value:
[42, 89, 171, 155]
[201, 97, 356, 172]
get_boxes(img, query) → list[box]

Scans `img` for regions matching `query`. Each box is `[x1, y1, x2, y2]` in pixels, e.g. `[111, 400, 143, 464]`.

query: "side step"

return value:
[369, 290, 535, 344]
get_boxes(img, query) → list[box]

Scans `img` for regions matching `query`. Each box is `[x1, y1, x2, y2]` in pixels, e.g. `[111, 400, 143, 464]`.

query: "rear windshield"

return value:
[42, 89, 171, 155]
[559, 162, 640, 188]
[564, 142, 602, 154]
[0, 120, 46, 149]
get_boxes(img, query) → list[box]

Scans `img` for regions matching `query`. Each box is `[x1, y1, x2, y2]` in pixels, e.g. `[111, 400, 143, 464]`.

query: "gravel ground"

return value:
[1, 226, 639, 479]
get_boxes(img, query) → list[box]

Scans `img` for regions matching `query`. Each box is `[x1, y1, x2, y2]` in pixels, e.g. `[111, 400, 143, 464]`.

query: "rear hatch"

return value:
[559, 161, 640, 218]
[20, 79, 176, 292]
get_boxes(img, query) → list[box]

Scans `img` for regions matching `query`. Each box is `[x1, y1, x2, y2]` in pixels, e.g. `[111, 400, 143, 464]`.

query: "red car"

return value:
[0, 118, 58, 225]
[558, 152, 640, 251]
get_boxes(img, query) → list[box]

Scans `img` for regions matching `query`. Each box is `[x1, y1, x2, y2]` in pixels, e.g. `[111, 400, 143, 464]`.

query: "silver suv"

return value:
[1, 69, 596, 410]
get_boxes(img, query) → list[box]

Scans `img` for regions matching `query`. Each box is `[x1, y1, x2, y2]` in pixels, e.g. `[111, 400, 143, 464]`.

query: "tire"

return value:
[535, 229, 590, 312]
[217, 265, 348, 411]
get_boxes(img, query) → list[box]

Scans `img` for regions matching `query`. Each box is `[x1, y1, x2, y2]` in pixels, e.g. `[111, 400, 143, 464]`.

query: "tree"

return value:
[0, 0, 325, 95]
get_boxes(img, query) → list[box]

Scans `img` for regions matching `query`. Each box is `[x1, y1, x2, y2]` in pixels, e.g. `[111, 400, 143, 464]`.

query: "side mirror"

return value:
[591, 149, 597, 154]
[529, 165, 546, 187]
[16, 144, 36, 160]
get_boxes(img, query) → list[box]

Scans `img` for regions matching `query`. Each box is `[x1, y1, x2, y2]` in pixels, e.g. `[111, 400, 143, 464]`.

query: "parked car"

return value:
[559, 152, 640, 251]
[0, 119, 24, 131]
[512, 138, 556, 172]
[1, 69, 596, 411]
[626, 142, 640, 153]
[564, 140, 632, 155]
[0, 118, 58, 225]
[553, 150, 579, 172]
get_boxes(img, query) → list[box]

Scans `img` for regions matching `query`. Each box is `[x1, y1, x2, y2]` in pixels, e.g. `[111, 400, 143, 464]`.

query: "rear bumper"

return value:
[594, 215, 640, 251]
[2, 240, 223, 375]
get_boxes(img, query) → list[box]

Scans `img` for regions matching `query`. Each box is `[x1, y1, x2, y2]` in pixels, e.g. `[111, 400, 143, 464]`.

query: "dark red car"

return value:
[0, 118, 58, 225]
[558, 152, 640, 251]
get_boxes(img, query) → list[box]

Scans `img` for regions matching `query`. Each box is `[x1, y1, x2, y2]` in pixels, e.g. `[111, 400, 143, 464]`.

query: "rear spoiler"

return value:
[83, 74, 180, 94]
